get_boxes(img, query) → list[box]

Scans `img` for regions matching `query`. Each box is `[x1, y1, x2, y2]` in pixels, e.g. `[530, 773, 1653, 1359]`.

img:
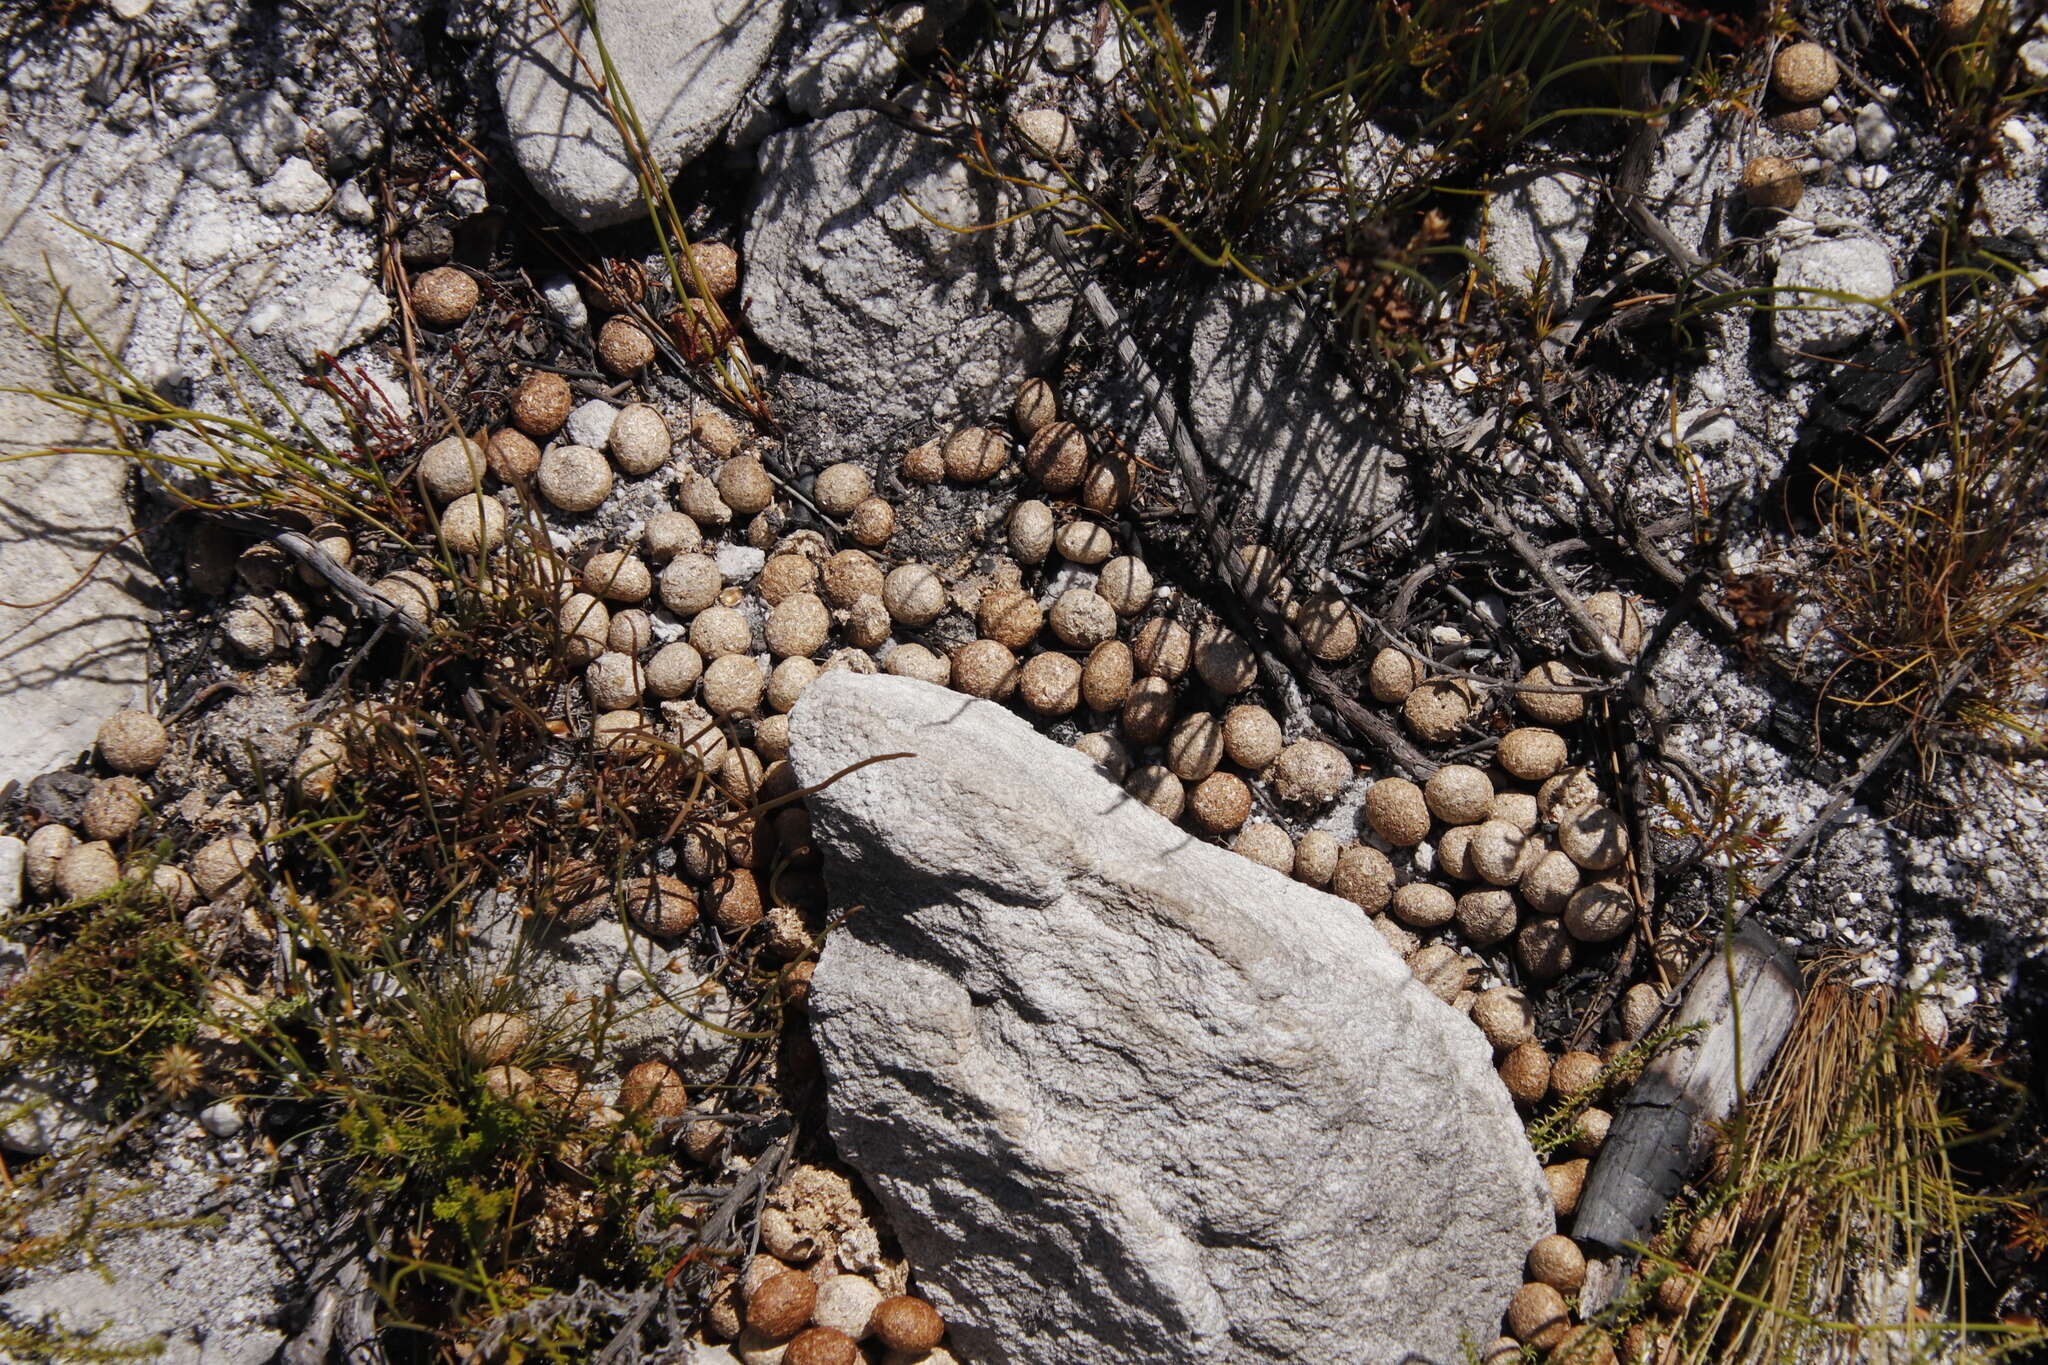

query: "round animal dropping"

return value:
[678, 469, 732, 526]
[191, 833, 260, 898]
[1014, 377, 1057, 436]
[1331, 843, 1394, 913]
[1126, 619, 1188, 682]
[1082, 640, 1135, 712]
[757, 553, 817, 604]
[840, 594, 890, 649]
[97, 709, 166, 774]
[1565, 880, 1635, 943]
[883, 564, 948, 626]
[537, 444, 613, 513]
[1471, 986, 1536, 1051]
[978, 588, 1043, 648]
[1049, 589, 1117, 648]
[81, 777, 147, 841]
[1551, 1048, 1604, 1099]
[1365, 777, 1430, 847]
[1014, 106, 1080, 160]
[625, 875, 698, 937]
[1054, 520, 1113, 565]
[418, 435, 487, 502]
[1166, 712, 1224, 782]
[1018, 652, 1083, 715]
[1125, 763, 1184, 819]
[582, 550, 652, 602]
[1619, 982, 1661, 1040]
[511, 371, 575, 440]
[1073, 731, 1130, 781]
[1500, 726, 1567, 781]
[766, 593, 831, 658]
[1498, 1041, 1551, 1105]
[767, 656, 819, 710]
[1221, 704, 1282, 770]
[605, 403, 671, 475]
[1770, 40, 1837, 104]
[1079, 455, 1133, 515]
[871, 1296, 945, 1354]
[1390, 882, 1455, 929]
[607, 609, 654, 658]
[1468, 819, 1529, 885]
[659, 553, 722, 616]
[25, 825, 76, 894]
[1187, 772, 1251, 833]
[644, 512, 703, 564]
[1403, 678, 1472, 742]
[1024, 421, 1089, 491]
[586, 652, 647, 710]
[1585, 590, 1644, 657]
[1191, 625, 1257, 695]
[1456, 887, 1518, 946]
[1526, 1235, 1586, 1293]
[784, 1327, 859, 1365]
[1516, 918, 1576, 980]
[1233, 823, 1294, 875]
[1515, 660, 1584, 725]
[1741, 154, 1804, 210]
[559, 593, 611, 664]
[901, 439, 944, 483]
[1558, 804, 1629, 871]
[1097, 556, 1153, 615]
[411, 266, 478, 327]
[1539, 766, 1604, 823]
[596, 317, 655, 376]
[1507, 1281, 1570, 1348]
[951, 640, 1018, 699]
[1424, 763, 1492, 825]
[1490, 789, 1540, 834]
[1271, 740, 1349, 805]
[941, 426, 1006, 482]
[1292, 830, 1339, 887]
[820, 549, 884, 608]
[487, 428, 541, 481]
[1121, 675, 1175, 743]
[1520, 848, 1581, 915]
[1368, 646, 1426, 703]
[716, 457, 775, 516]
[685, 240, 740, 299]
[812, 462, 872, 517]
[1007, 500, 1056, 563]
[690, 605, 753, 658]
[592, 708, 656, 753]
[1296, 591, 1361, 661]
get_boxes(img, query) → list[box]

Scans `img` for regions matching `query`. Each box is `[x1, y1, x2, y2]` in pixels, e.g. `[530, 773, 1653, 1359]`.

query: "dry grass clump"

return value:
[1611, 966, 2047, 1365]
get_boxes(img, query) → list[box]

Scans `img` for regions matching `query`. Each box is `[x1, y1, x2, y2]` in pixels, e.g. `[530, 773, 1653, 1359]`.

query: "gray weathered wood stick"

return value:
[1574, 925, 1801, 1263]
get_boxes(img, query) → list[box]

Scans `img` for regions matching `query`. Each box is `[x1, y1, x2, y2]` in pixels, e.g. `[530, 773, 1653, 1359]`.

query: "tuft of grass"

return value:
[1805, 243, 2048, 770]
[1614, 967, 2048, 1363]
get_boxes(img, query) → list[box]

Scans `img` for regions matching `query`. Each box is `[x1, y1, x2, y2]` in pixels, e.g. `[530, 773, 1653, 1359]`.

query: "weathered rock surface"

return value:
[495, 0, 790, 229]
[0, 183, 152, 784]
[1187, 280, 1406, 560]
[788, 673, 1552, 1365]
[744, 109, 1071, 462]
[1771, 235, 1896, 371]
[1482, 170, 1595, 307]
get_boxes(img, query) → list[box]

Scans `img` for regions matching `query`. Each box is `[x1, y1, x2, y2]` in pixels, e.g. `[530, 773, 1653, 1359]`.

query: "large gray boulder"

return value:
[0, 183, 150, 783]
[787, 673, 1552, 1365]
[744, 110, 1071, 462]
[495, 0, 790, 229]
[1187, 280, 1405, 561]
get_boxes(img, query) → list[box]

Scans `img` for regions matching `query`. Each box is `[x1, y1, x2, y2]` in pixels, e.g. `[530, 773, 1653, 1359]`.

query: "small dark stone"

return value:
[400, 219, 454, 268]
[23, 771, 95, 824]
